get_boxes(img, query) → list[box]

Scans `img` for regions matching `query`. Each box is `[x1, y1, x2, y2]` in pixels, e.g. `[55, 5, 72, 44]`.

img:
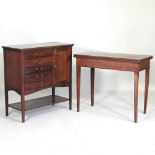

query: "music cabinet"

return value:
[3, 42, 74, 122]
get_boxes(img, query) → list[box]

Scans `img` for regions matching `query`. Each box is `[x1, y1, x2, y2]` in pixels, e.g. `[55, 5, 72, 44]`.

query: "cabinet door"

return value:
[55, 48, 72, 86]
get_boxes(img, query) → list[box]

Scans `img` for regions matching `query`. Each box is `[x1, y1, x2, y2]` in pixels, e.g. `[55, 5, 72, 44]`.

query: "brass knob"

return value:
[40, 67, 44, 71]
[35, 75, 39, 79]
[40, 74, 44, 78]
[35, 67, 39, 71]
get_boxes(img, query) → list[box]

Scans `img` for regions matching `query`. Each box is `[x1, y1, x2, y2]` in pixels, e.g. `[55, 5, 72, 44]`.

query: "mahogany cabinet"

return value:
[3, 42, 74, 122]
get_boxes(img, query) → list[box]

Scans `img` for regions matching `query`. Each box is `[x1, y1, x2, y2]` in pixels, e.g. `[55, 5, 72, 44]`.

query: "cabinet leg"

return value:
[134, 72, 139, 123]
[77, 65, 81, 112]
[69, 85, 72, 110]
[144, 68, 150, 114]
[52, 87, 55, 104]
[91, 68, 95, 106]
[5, 90, 9, 116]
[21, 94, 25, 123]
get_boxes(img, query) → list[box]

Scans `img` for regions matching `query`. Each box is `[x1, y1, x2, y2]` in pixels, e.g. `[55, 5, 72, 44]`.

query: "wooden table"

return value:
[74, 52, 153, 123]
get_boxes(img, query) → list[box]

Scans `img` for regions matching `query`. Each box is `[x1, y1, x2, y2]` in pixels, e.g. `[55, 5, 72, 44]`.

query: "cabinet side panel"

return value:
[68, 47, 72, 85]
[55, 47, 72, 85]
[4, 50, 22, 93]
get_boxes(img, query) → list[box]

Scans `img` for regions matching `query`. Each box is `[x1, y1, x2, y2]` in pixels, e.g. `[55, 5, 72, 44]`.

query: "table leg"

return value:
[5, 89, 9, 116]
[69, 85, 72, 110]
[91, 68, 95, 106]
[144, 68, 150, 114]
[21, 94, 25, 123]
[134, 72, 139, 123]
[77, 65, 81, 112]
[52, 87, 55, 105]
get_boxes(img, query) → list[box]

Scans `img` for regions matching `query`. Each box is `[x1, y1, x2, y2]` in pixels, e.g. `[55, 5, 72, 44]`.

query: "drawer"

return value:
[24, 48, 54, 59]
[24, 80, 52, 91]
[24, 64, 56, 75]
[24, 56, 54, 67]
[24, 71, 54, 83]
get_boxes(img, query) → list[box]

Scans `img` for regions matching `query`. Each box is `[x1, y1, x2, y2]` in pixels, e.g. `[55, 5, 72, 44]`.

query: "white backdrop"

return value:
[1, 1, 155, 155]
[0, 0, 155, 93]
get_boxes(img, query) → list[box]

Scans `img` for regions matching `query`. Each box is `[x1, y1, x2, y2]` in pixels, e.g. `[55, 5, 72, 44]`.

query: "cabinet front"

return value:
[24, 48, 55, 94]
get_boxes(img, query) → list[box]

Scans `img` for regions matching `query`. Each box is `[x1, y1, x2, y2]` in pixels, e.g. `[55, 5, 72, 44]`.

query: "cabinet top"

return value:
[2, 42, 74, 51]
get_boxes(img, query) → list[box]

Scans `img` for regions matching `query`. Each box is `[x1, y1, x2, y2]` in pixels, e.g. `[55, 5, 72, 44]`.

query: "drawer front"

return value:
[24, 48, 54, 59]
[24, 64, 55, 75]
[24, 80, 52, 91]
[24, 56, 54, 67]
[24, 71, 54, 83]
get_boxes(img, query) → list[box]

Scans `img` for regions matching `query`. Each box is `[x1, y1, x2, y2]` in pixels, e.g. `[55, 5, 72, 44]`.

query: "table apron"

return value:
[77, 58, 150, 72]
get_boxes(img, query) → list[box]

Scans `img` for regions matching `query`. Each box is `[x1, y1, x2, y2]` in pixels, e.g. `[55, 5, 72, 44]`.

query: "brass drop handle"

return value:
[36, 74, 44, 79]
[35, 67, 44, 72]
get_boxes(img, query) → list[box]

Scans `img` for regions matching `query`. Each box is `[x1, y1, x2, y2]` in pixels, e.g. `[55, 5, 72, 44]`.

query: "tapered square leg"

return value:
[69, 85, 72, 110]
[134, 72, 139, 123]
[91, 68, 95, 106]
[52, 87, 55, 105]
[5, 90, 9, 116]
[77, 64, 81, 112]
[21, 94, 25, 123]
[144, 68, 150, 114]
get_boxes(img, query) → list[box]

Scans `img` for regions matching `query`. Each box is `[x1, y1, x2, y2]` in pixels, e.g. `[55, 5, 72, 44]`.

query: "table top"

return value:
[2, 42, 74, 51]
[74, 52, 153, 63]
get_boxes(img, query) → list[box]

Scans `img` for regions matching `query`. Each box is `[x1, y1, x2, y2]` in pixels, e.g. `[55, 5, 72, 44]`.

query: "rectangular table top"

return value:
[74, 52, 153, 63]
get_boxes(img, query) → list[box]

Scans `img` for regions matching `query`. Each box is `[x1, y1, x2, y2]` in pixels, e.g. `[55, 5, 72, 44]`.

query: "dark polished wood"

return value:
[91, 68, 95, 106]
[69, 85, 72, 110]
[76, 59, 81, 112]
[74, 52, 153, 123]
[3, 42, 73, 122]
[69, 53, 72, 110]
[3, 42, 73, 51]
[134, 72, 139, 123]
[144, 68, 150, 114]
[21, 94, 25, 122]
[4, 90, 8, 116]
[74, 52, 152, 63]
[52, 87, 55, 104]
[9, 95, 68, 111]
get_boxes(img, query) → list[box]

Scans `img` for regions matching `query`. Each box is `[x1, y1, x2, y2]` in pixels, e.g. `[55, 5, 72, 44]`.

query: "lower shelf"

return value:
[8, 95, 69, 111]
